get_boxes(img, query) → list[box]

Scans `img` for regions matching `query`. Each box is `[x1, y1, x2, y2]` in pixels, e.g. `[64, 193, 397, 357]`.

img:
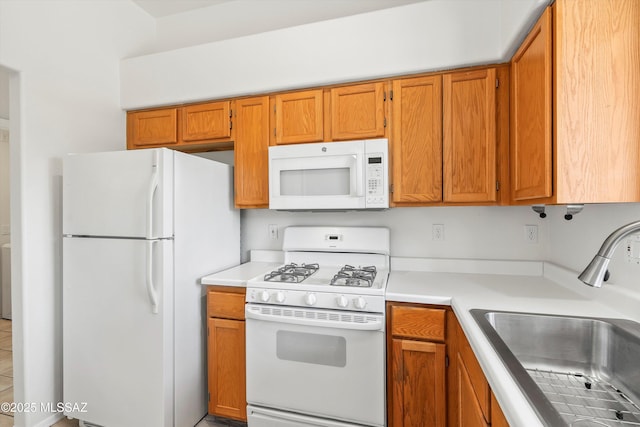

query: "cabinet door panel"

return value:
[443, 69, 497, 203]
[208, 318, 246, 421]
[391, 339, 446, 427]
[511, 8, 552, 201]
[457, 353, 489, 427]
[274, 90, 323, 144]
[127, 109, 178, 148]
[182, 101, 231, 142]
[234, 96, 270, 208]
[491, 391, 510, 427]
[392, 76, 443, 204]
[330, 82, 386, 140]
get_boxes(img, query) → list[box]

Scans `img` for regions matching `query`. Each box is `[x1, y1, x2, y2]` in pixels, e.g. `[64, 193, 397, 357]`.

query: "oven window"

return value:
[276, 330, 347, 367]
[280, 168, 350, 196]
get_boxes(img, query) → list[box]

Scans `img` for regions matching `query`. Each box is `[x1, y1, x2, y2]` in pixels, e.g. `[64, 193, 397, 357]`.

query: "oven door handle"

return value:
[245, 306, 384, 331]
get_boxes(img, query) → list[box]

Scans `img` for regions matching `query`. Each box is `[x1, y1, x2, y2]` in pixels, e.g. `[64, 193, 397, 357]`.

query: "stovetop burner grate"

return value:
[263, 263, 319, 283]
[331, 265, 377, 288]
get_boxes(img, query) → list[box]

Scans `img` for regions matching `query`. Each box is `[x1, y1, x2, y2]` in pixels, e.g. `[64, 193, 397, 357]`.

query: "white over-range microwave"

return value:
[268, 138, 389, 211]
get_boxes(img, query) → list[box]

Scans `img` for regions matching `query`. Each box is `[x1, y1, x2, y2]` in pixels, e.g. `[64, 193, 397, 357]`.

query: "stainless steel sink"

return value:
[470, 309, 640, 427]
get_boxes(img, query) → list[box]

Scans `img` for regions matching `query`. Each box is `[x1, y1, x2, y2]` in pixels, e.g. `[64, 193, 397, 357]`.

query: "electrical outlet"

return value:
[626, 235, 640, 264]
[268, 224, 278, 241]
[524, 225, 538, 243]
[432, 224, 444, 241]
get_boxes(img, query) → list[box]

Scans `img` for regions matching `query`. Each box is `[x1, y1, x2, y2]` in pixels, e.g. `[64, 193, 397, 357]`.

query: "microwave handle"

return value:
[354, 153, 364, 197]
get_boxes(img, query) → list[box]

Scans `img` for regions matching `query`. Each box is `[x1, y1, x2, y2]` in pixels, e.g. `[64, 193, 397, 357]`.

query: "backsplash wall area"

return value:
[241, 203, 640, 293]
[546, 203, 640, 296]
[241, 206, 547, 263]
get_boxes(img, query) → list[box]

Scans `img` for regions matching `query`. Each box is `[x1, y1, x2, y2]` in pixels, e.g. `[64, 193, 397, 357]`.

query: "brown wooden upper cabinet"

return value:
[510, 7, 552, 202]
[127, 101, 233, 150]
[234, 96, 270, 208]
[391, 75, 443, 205]
[272, 89, 324, 145]
[127, 108, 178, 149]
[511, 0, 640, 204]
[443, 68, 497, 203]
[181, 101, 232, 143]
[330, 82, 387, 140]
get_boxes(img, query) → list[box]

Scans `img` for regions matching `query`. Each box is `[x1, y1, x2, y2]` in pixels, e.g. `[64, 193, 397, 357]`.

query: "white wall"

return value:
[241, 206, 547, 263]
[153, 0, 425, 53]
[121, 0, 504, 109]
[499, 0, 549, 59]
[0, 2, 155, 426]
[0, 119, 9, 241]
[546, 203, 640, 293]
[0, 67, 9, 119]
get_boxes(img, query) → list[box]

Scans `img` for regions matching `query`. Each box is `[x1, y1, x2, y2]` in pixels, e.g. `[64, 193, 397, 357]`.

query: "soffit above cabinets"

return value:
[131, 0, 232, 18]
[131, 0, 428, 19]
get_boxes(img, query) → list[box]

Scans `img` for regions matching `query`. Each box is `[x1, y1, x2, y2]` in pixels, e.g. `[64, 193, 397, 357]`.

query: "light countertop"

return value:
[200, 262, 280, 287]
[387, 259, 640, 427]
[201, 255, 640, 426]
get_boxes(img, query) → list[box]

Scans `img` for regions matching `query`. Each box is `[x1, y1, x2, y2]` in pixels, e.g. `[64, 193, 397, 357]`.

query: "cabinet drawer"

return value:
[207, 290, 245, 320]
[391, 306, 446, 341]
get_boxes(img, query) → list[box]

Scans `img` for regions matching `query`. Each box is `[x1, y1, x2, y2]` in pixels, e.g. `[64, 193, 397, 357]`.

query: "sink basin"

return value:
[470, 309, 640, 427]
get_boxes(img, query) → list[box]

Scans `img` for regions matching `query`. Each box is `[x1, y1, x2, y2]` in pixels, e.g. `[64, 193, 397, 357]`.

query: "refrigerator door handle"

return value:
[146, 151, 160, 240]
[146, 240, 159, 314]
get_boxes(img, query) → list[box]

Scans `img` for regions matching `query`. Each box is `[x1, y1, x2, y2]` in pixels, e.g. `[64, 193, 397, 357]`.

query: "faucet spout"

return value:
[579, 220, 640, 287]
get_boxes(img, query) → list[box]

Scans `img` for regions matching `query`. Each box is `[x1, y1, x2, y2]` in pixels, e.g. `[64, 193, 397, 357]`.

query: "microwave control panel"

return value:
[365, 153, 387, 208]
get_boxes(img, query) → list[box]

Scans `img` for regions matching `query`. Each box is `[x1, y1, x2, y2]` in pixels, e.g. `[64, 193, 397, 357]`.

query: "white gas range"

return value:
[245, 226, 389, 427]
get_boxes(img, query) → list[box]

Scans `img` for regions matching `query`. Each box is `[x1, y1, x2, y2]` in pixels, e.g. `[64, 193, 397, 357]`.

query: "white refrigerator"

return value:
[62, 148, 240, 427]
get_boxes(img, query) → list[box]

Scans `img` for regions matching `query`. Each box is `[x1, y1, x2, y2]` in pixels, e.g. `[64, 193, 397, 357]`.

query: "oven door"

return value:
[269, 141, 365, 210]
[245, 304, 385, 427]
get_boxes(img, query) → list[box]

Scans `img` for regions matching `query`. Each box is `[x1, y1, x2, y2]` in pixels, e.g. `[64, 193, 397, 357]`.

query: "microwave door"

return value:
[270, 154, 364, 210]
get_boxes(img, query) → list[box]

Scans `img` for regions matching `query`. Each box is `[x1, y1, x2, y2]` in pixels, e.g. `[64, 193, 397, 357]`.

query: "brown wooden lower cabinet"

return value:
[387, 302, 510, 427]
[206, 286, 246, 421]
[387, 303, 448, 427]
[391, 338, 446, 427]
[491, 391, 510, 427]
[457, 352, 489, 427]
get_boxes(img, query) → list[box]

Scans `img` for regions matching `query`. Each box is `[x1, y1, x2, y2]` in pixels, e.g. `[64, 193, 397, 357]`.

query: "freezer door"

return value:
[63, 148, 173, 238]
[63, 237, 174, 427]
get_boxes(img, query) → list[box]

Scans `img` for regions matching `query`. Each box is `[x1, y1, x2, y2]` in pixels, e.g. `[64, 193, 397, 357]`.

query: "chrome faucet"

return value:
[579, 220, 640, 287]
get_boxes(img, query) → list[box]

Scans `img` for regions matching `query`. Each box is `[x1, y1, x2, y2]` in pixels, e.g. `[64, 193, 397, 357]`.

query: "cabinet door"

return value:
[443, 68, 497, 203]
[208, 317, 246, 421]
[330, 82, 386, 140]
[391, 76, 443, 204]
[127, 108, 178, 148]
[181, 101, 232, 142]
[390, 339, 446, 427]
[234, 96, 270, 208]
[457, 353, 489, 427]
[511, 8, 552, 201]
[491, 391, 510, 427]
[273, 90, 323, 144]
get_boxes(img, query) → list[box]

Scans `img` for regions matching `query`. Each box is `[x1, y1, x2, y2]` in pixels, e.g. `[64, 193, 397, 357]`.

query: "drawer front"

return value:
[391, 306, 446, 341]
[207, 290, 246, 320]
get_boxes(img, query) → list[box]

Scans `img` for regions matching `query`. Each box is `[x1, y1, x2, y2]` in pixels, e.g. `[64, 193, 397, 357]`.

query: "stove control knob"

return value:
[336, 295, 349, 308]
[274, 291, 286, 303]
[353, 297, 367, 310]
[259, 290, 271, 303]
[304, 293, 317, 306]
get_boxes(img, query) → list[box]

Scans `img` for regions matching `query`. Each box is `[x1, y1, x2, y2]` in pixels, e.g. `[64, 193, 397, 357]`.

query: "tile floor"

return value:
[0, 320, 244, 427]
[0, 319, 13, 427]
